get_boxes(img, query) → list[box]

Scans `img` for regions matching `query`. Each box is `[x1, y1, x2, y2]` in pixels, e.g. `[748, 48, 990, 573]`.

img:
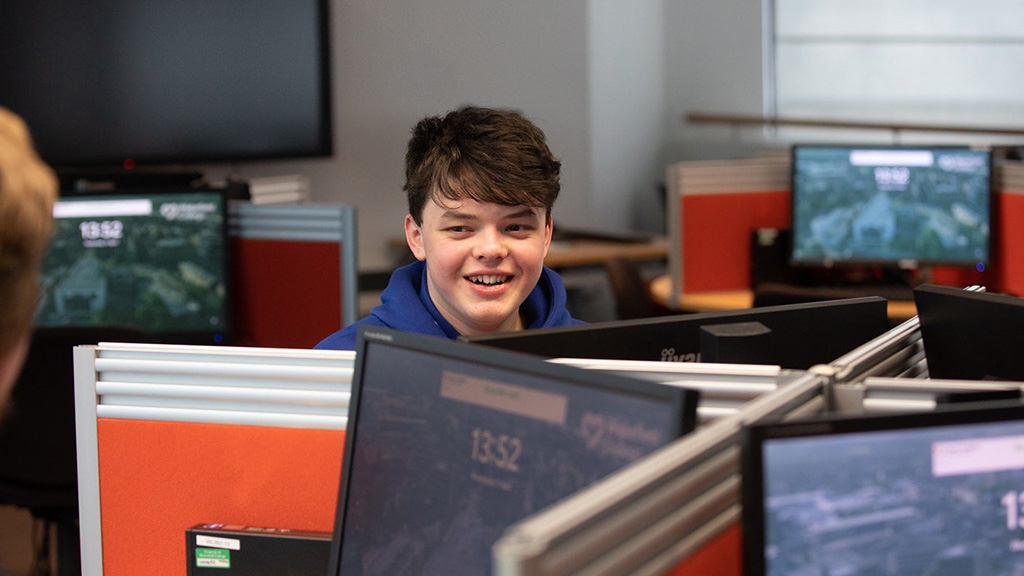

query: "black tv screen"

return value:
[0, 0, 331, 168]
[790, 145, 992, 268]
[36, 188, 230, 344]
[742, 402, 1024, 576]
[329, 326, 698, 575]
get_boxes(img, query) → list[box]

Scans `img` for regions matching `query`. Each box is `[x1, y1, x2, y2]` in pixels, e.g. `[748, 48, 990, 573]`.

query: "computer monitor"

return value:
[35, 188, 230, 344]
[329, 326, 699, 576]
[463, 297, 890, 369]
[742, 401, 1024, 576]
[915, 284, 1024, 381]
[790, 145, 992, 269]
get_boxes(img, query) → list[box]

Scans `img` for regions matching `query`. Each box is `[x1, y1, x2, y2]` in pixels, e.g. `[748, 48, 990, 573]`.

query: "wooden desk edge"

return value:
[649, 275, 917, 322]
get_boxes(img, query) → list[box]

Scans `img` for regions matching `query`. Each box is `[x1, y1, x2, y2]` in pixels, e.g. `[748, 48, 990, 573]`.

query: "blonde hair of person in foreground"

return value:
[0, 107, 58, 413]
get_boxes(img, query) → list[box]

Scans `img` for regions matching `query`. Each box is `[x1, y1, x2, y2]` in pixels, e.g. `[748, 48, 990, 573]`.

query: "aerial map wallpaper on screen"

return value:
[762, 420, 1024, 576]
[791, 147, 990, 266]
[339, 343, 680, 575]
[36, 191, 228, 335]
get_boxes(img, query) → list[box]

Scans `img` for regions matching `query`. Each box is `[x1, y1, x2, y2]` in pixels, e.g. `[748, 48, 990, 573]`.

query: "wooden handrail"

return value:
[686, 112, 1024, 137]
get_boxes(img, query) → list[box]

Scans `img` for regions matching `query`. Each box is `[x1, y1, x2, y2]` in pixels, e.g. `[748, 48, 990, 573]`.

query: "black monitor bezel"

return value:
[914, 283, 1024, 381]
[327, 325, 700, 576]
[42, 186, 233, 345]
[789, 143, 994, 269]
[462, 296, 890, 369]
[741, 400, 1024, 576]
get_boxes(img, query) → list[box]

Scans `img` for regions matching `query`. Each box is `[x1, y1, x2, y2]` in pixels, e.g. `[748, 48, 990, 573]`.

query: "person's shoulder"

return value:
[314, 327, 357, 351]
[315, 317, 385, 350]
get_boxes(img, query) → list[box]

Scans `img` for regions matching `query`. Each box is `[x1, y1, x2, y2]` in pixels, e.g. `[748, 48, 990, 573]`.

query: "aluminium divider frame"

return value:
[494, 288, 1020, 575]
[229, 201, 359, 332]
[73, 343, 357, 576]
[492, 368, 825, 576]
[73, 343, 797, 576]
[78, 316, 1010, 576]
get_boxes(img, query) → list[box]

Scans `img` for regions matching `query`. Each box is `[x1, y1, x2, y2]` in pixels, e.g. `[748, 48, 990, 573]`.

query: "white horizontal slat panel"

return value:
[96, 372, 349, 391]
[89, 342, 355, 427]
[96, 342, 355, 362]
[661, 380, 777, 399]
[95, 382, 349, 405]
[99, 395, 345, 417]
[551, 358, 781, 383]
[94, 358, 350, 381]
[95, 405, 347, 430]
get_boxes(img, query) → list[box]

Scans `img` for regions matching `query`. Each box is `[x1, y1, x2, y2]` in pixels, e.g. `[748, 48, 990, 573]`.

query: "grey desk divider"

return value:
[74, 342, 357, 576]
[491, 286, 1019, 576]
[77, 293, 1010, 576]
[839, 377, 1024, 414]
[228, 201, 359, 344]
[74, 345, 792, 576]
[550, 359, 784, 425]
[492, 369, 824, 576]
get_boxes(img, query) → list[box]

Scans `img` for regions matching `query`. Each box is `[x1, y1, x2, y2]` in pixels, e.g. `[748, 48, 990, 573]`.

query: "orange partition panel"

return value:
[97, 419, 345, 576]
[682, 191, 790, 293]
[662, 522, 742, 576]
[995, 191, 1024, 296]
[231, 238, 343, 348]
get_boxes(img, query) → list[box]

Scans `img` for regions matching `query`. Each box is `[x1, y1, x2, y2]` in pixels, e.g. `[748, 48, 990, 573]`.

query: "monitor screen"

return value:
[915, 284, 1024, 381]
[329, 326, 699, 576]
[742, 402, 1024, 576]
[36, 188, 230, 344]
[463, 297, 890, 369]
[0, 0, 331, 168]
[790, 145, 992, 268]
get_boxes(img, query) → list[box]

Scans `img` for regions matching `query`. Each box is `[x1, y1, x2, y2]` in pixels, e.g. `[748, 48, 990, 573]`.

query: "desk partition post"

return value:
[73, 345, 103, 576]
[666, 164, 683, 308]
[339, 205, 358, 327]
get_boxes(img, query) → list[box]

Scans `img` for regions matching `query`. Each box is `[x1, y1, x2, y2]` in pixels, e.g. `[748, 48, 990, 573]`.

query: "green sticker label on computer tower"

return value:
[196, 547, 231, 568]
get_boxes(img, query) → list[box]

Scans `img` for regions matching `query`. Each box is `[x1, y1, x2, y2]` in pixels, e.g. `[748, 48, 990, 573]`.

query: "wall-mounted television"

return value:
[790, 145, 992, 269]
[36, 188, 231, 344]
[0, 0, 332, 169]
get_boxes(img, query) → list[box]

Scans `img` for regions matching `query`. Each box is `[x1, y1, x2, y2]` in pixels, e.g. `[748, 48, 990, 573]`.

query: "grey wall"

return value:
[663, 0, 766, 162]
[206, 1, 764, 270]
[588, 0, 665, 232]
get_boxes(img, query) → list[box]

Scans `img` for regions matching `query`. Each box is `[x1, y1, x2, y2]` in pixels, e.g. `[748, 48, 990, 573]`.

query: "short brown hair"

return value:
[404, 106, 561, 224]
[0, 108, 58, 355]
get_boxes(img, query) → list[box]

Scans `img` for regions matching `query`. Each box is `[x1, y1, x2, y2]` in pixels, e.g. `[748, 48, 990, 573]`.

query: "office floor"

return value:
[0, 506, 36, 575]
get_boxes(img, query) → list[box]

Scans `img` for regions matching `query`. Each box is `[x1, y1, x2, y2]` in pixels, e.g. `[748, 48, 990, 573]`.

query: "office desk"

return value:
[545, 236, 669, 268]
[649, 275, 918, 323]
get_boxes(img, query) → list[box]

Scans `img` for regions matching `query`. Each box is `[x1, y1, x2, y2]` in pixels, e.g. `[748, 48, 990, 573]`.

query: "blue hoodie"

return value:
[314, 260, 584, 350]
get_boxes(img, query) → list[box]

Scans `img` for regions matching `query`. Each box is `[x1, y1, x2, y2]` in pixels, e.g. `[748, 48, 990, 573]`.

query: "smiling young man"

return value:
[315, 106, 583, 350]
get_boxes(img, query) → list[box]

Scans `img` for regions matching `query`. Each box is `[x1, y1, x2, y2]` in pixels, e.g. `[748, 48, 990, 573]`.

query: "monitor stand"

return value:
[803, 265, 921, 301]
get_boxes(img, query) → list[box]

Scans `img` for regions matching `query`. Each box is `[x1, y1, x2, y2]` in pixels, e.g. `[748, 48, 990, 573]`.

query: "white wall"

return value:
[207, 0, 592, 271]
[663, 0, 766, 162]
[204, 1, 764, 270]
[588, 0, 665, 232]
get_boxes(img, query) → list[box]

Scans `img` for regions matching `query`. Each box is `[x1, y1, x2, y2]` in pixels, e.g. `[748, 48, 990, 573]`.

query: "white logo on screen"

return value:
[159, 202, 217, 221]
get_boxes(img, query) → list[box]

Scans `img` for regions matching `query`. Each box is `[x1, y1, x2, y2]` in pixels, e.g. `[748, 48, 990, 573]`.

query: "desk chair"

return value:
[603, 257, 674, 320]
[0, 326, 150, 576]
